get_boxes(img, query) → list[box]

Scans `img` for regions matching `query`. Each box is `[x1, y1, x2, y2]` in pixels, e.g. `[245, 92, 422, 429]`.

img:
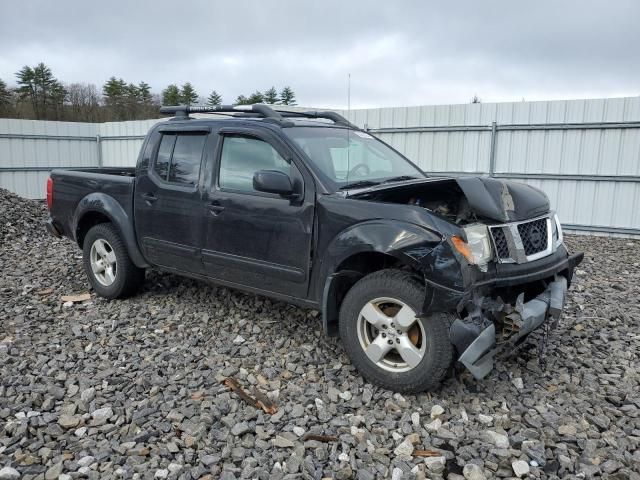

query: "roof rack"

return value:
[159, 104, 357, 128]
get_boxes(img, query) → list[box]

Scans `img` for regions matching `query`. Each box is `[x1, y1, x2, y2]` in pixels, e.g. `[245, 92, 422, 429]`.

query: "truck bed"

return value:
[49, 167, 136, 241]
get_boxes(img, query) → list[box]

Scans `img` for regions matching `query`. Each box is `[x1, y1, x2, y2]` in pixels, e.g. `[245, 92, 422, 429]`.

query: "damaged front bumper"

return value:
[450, 276, 569, 379]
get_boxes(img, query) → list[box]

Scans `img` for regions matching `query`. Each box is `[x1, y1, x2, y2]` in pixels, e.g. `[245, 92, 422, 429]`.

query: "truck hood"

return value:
[455, 176, 549, 223]
[346, 176, 550, 224]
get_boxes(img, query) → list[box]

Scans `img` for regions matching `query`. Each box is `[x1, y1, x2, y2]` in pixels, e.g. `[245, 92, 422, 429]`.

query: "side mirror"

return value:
[253, 170, 294, 196]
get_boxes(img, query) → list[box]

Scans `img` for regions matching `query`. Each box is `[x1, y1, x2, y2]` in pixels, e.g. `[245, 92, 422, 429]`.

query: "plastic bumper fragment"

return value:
[451, 276, 568, 379]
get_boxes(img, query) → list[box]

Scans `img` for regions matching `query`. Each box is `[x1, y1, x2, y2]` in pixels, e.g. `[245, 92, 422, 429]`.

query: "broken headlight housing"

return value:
[551, 213, 563, 247]
[452, 224, 494, 272]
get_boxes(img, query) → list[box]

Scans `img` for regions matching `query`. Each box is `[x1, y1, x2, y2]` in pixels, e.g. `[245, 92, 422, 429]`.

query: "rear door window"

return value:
[153, 132, 206, 186]
[169, 134, 207, 185]
[154, 134, 175, 180]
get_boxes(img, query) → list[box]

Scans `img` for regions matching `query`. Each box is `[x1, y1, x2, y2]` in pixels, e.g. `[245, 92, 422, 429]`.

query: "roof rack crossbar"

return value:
[159, 104, 357, 128]
[159, 104, 285, 121]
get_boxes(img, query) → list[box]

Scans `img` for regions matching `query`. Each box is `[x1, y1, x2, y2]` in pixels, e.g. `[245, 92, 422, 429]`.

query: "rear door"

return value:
[134, 126, 211, 273]
[201, 127, 315, 299]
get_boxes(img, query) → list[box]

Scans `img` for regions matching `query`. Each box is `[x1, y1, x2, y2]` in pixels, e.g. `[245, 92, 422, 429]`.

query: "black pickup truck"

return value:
[46, 104, 583, 392]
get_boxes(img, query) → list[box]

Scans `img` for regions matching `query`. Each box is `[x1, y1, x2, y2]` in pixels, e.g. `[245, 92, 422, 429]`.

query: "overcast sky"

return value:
[1, 0, 638, 109]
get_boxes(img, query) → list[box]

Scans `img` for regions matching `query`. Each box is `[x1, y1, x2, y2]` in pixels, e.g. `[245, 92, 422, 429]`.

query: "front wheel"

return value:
[339, 269, 453, 393]
[82, 223, 145, 299]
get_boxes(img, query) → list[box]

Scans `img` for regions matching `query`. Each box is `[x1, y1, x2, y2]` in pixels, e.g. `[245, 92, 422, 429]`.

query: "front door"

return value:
[201, 130, 315, 299]
[134, 128, 209, 274]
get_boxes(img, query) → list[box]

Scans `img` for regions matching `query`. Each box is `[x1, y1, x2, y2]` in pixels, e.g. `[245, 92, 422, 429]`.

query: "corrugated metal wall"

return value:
[338, 97, 640, 236]
[0, 118, 99, 198]
[98, 119, 165, 167]
[1, 97, 639, 236]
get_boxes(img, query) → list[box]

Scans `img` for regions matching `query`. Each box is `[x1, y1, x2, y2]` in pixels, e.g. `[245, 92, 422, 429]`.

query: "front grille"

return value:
[491, 227, 510, 259]
[517, 218, 548, 256]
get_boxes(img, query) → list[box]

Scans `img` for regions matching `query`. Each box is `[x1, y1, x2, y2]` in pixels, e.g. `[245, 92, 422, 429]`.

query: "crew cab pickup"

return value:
[46, 104, 583, 392]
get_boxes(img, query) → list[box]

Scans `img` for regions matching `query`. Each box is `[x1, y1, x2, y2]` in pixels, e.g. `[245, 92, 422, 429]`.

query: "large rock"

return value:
[463, 464, 486, 480]
[0, 467, 20, 480]
[482, 430, 509, 448]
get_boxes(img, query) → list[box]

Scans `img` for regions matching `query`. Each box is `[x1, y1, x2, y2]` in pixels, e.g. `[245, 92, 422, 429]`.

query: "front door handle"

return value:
[208, 201, 225, 216]
[142, 192, 158, 204]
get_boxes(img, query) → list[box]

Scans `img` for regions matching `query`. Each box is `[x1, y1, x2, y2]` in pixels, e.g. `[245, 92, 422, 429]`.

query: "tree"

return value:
[279, 86, 296, 105]
[206, 90, 222, 106]
[162, 84, 181, 106]
[15, 62, 66, 119]
[263, 86, 279, 104]
[235, 94, 250, 105]
[470, 95, 481, 104]
[0, 79, 14, 117]
[102, 77, 128, 120]
[247, 90, 264, 104]
[180, 83, 198, 105]
[138, 82, 152, 104]
[66, 83, 101, 122]
[102, 77, 126, 103]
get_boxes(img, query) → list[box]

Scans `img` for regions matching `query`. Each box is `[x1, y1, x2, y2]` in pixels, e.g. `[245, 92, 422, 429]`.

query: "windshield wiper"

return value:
[338, 180, 382, 190]
[381, 175, 420, 184]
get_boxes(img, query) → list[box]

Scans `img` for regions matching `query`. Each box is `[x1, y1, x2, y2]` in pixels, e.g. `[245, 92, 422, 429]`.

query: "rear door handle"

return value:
[208, 201, 225, 216]
[142, 192, 158, 204]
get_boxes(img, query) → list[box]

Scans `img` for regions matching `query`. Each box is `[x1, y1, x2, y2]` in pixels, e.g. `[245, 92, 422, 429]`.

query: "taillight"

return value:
[46, 177, 53, 210]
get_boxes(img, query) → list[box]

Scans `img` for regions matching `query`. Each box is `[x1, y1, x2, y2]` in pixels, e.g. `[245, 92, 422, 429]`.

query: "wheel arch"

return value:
[320, 220, 443, 336]
[73, 193, 149, 268]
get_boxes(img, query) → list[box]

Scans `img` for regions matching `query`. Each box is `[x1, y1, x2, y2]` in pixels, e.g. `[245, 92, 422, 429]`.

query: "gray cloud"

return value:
[1, 0, 638, 108]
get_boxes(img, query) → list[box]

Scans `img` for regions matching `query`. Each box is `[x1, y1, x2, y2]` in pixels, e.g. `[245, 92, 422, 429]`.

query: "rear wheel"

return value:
[82, 223, 145, 299]
[339, 269, 453, 393]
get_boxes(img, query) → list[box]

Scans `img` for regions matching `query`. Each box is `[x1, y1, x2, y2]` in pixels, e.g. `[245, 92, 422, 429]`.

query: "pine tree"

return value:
[162, 84, 181, 105]
[180, 83, 198, 105]
[102, 77, 126, 102]
[279, 86, 296, 105]
[206, 90, 222, 106]
[263, 87, 279, 104]
[15, 63, 66, 119]
[235, 94, 250, 105]
[0, 79, 14, 117]
[102, 77, 128, 120]
[247, 90, 264, 104]
[138, 82, 152, 104]
[124, 83, 142, 118]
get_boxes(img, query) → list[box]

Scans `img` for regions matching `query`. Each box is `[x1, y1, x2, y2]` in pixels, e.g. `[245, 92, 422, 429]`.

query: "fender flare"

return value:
[319, 220, 443, 335]
[73, 192, 149, 268]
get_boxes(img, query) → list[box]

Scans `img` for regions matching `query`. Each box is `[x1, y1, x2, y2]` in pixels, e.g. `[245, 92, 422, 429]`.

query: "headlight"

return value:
[451, 224, 494, 271]
[552, 213, 563, 246]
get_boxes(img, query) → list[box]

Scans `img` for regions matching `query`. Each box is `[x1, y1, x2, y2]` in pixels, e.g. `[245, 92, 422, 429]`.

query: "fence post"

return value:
[488, 121, 497, 177]
[96, 134, 102, 167]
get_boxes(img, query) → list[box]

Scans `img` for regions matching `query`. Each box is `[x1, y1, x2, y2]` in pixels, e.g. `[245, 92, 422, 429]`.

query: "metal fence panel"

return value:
[98, 119, 164, 167]
[0, 118, 98, 198]
[1, 97, 639, 236]
[338, 97, 640, 236]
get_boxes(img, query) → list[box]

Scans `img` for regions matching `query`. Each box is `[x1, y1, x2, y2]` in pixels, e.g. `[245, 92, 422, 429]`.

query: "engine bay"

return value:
[350, 179, 478, 225]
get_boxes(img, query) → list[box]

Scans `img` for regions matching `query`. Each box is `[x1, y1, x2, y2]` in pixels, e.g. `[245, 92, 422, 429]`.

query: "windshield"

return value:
[285, 127, 425, 190]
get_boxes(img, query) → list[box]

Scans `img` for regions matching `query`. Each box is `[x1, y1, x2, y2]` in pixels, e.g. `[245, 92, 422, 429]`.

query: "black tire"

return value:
[339, 269, 453, 393]
[82, 223, 145, 299]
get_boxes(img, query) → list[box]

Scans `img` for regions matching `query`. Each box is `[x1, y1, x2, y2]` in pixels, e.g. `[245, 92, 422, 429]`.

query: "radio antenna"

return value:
[346, 73, 351, 187]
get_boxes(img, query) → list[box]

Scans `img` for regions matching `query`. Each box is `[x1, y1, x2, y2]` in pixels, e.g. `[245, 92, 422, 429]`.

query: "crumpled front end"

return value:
[450, 276, 569, 379]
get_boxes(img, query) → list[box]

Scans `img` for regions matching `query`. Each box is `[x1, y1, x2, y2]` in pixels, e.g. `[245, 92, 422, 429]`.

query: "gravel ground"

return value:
[1, 187, 639, 480]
